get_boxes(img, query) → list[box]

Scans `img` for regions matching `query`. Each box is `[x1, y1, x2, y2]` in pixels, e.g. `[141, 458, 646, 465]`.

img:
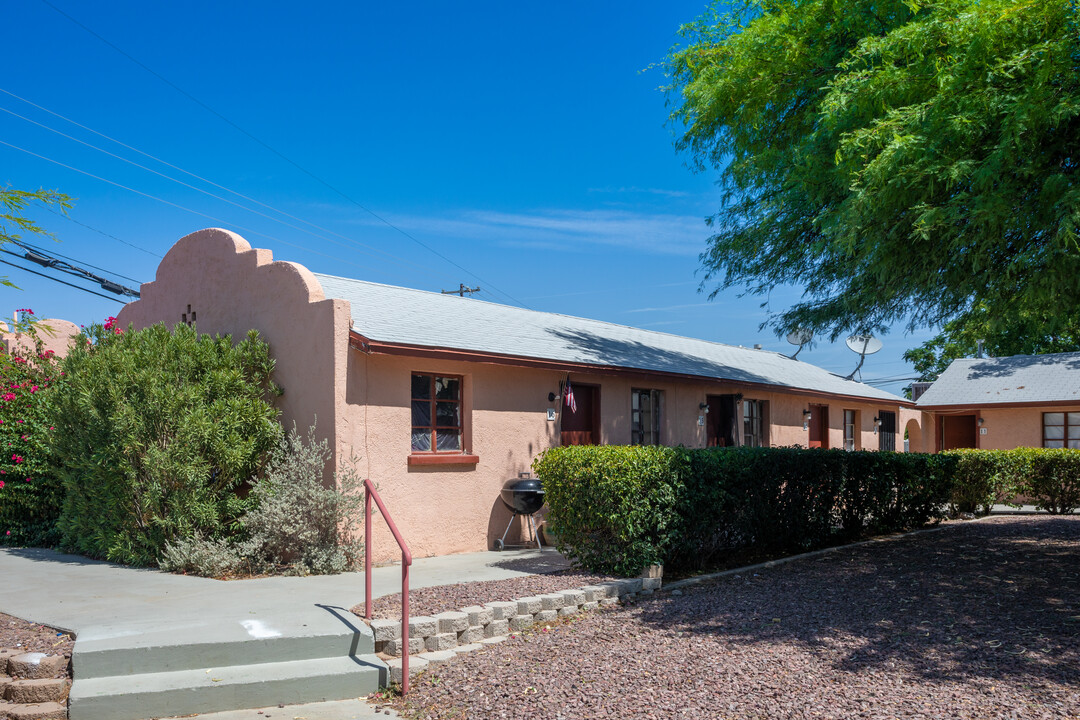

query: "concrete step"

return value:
[68, 654, 386, 720]
[74, 625, 374, 679]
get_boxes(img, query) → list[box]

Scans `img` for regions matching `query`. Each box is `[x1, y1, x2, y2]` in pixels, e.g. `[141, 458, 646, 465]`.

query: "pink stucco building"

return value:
[118, 229, 919, 560]
[916, 352, 1080, 451]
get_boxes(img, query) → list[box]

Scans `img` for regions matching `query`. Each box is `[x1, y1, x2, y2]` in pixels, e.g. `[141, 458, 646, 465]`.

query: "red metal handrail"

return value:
[363, 478, 413, 694]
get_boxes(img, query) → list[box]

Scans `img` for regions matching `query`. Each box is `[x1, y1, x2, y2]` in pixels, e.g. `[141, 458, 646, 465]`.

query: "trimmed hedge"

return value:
[535, 446, 954, 576]
[945, 448, 1080, 515]
[533, 445, 687, 576]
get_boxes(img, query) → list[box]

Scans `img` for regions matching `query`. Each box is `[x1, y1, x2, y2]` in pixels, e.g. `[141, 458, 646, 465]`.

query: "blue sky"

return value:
[1, 1, 930, 394]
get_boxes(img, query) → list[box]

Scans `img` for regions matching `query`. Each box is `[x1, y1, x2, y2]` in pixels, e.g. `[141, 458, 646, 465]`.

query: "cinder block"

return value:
[384, 636, 425, 657]
[433, 611, 469, 633]
[417, 650, 456, 666]
[642, 577, 662, 591]
[485, 619, 509, 637]
[535, 610, 558, 622]
[640, 588, 655, 596]
[370, 618, 401, 642]
[461, 605, 494, 627]
[386, 656, 428, 684]
[622, 578, 644, 593]
[485, 601, 518, 620]
[458, 626, 484, 644]
[6, 702, 67, 720]
[599, 597, 619, 607]
[480, 635, 507, 645]
[516, 597, 542, 615]
[452, 643, 483, 654]
[425, 632, 458, 652]
[5, 678, 69, 704]
[0, 648, 19, 673]
[582, 601, 599, 611]
[538, 593, 566, 611]
[580, 584, 610, 601]
[509, 614, 534, 631]
[7, 654, 65, 680]
[408, 616, 438, 637]
[561, 589, 586, 607]
[558, 606, 578, 617]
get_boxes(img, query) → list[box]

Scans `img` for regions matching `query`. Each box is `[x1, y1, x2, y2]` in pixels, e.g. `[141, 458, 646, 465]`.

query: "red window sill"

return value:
[408, 453, 480, 466]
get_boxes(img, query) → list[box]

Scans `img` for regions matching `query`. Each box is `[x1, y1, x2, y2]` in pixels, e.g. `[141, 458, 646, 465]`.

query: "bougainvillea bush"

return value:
[0, 311, 65, 547]
[50, 321, 283, 566]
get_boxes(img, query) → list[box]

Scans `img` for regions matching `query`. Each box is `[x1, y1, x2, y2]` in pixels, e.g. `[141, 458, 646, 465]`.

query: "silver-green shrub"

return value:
[162, 424, 364, 577]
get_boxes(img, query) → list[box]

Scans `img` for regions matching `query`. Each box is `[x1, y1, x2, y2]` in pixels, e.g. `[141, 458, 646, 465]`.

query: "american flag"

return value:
[564, 378, 577, 413]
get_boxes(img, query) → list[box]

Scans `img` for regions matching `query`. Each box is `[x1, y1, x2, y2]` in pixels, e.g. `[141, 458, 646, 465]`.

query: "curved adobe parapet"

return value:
[116, 228, 351, 454]
[119, 228, 327, 327]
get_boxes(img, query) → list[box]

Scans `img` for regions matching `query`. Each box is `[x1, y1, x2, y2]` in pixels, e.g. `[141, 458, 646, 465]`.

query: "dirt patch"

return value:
[384, 516, 1080, 719]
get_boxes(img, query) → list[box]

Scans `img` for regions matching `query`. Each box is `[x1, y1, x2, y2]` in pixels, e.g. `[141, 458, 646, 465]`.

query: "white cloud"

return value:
[339, 207, 710, 256]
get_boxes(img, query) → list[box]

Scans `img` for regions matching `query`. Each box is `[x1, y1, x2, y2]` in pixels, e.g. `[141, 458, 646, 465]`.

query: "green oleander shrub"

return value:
[50, 321, 282, 566]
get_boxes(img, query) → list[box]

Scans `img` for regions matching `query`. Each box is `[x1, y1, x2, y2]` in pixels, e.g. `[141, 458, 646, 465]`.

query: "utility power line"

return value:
[0, 99, 444, 279]
[1, 242, 140, 297]
[35, 0, 531, 309]
[0, 258, 128, 303]
[1, 88, 436, 276]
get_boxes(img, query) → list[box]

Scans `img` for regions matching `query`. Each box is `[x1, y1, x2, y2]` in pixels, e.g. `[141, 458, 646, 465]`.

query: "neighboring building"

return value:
[118, 229, 916, 560]
[0, 313, 80, 358]
[916, 351, 1080, 451]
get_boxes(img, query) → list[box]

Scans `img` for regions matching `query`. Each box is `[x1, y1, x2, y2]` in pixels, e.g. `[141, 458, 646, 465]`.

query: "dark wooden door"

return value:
[808, 404, 829, 448]
[561, 384, 599, 446]
[706, 394, 738, 447]
[878, 410, 898, 451]
[941, 414, 977, 450]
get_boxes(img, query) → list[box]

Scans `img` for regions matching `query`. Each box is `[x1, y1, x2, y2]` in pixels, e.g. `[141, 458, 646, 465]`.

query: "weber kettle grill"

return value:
[494, 473, 544, 551]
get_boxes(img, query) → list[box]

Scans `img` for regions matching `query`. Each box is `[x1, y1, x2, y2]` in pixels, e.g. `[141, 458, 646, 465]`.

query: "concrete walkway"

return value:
[0, 546, 569, 719]
[0, 546, 568, 642]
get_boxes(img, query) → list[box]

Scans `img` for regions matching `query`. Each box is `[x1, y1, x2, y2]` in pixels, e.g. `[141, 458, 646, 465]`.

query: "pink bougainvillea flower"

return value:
[0, 480, 5, 489]
[5, 531, 10, 537]
[2, 394, 15, 402]
[25, 478, 30, 483]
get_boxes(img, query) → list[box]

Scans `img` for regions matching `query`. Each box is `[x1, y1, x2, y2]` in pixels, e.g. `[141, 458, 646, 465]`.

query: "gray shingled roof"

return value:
[916, 352, 1080, 407]
[314, 273, 904, 403]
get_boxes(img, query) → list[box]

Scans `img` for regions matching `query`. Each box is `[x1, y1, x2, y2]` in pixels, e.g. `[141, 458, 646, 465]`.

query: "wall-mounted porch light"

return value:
[698, 402, 709, 413]
[873, 416, 881, 434]
[802, 408, 812, 431]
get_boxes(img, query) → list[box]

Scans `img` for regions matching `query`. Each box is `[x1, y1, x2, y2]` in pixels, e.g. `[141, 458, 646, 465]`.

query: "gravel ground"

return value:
[384, 516, 1080, 720]
[0, 612, 73, 664]
[356, 569, 618, 620]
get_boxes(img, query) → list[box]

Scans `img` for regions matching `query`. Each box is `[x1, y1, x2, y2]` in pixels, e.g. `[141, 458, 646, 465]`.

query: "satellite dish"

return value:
[845, 334, 883, 355]
[845, 334, 883, 380]
[786, 329, 813, 360]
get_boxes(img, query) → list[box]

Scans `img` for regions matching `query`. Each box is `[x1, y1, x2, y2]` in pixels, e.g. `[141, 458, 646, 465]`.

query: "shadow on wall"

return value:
[634, 517, 1080, 688]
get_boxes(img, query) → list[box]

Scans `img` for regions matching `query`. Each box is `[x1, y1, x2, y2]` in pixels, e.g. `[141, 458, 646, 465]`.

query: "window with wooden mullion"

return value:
[411, 374, 462, 453]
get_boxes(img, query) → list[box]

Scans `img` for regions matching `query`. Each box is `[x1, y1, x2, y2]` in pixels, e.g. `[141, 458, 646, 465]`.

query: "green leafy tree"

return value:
[50, 321, 283, 566]
[904, 304, 1080, 382]
[1, 186, 71, 287]
[666, 0, 1080, 339]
